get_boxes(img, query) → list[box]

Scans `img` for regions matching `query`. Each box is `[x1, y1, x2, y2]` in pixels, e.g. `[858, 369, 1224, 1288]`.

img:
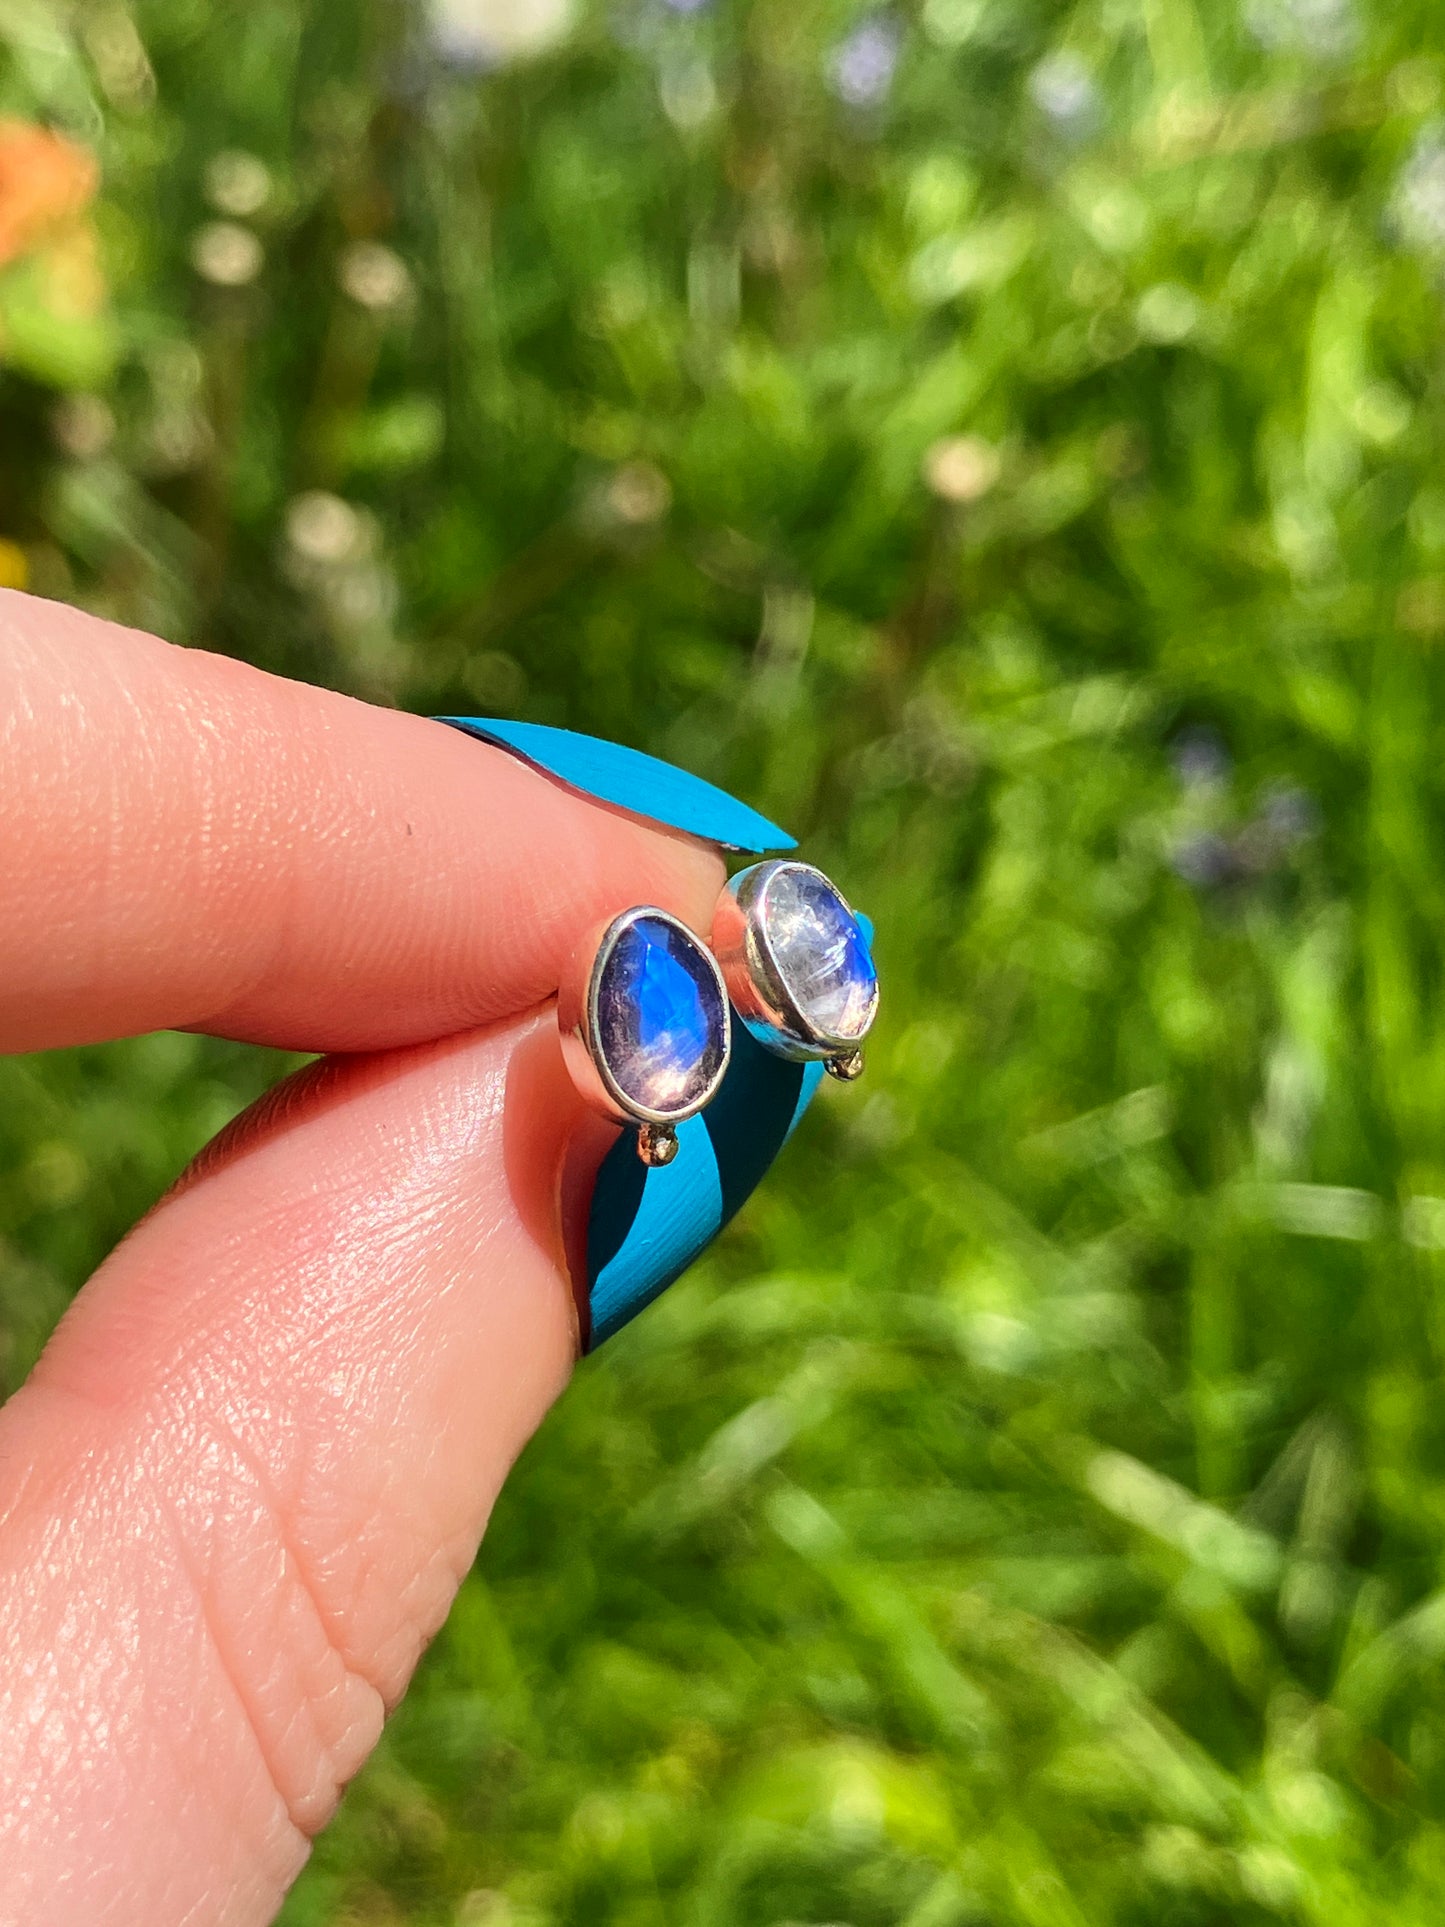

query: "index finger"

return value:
[0, 591, 731, 1054]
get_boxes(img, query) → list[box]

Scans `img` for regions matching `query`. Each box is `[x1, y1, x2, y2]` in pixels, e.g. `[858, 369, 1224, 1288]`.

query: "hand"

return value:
[0, 590, 723, 1924]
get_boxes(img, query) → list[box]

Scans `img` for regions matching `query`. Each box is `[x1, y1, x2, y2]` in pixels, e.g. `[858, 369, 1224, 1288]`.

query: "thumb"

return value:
[0, 1010, 611, 1926]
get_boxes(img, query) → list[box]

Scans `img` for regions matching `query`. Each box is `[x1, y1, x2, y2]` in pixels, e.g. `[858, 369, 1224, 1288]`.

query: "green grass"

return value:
[9, 0, 1445, 1918]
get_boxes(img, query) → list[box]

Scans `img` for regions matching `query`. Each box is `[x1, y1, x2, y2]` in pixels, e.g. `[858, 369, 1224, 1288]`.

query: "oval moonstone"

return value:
[762, 865, 878, 1044]
[595, 915, 727, 1116]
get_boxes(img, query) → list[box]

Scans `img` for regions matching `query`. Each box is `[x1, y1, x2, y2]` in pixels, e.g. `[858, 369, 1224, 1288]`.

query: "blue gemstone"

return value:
[595, 916, 727, 1115]
[763, 866, 878, 1044]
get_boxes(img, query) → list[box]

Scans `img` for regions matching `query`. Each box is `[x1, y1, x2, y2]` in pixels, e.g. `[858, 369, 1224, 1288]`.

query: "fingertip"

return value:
[0, 596, 730, 1053]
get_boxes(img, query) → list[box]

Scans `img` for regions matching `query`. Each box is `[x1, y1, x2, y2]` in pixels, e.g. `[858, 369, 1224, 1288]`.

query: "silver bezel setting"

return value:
[712, 860, 878, 1064]
[558, 904, 732, 1130]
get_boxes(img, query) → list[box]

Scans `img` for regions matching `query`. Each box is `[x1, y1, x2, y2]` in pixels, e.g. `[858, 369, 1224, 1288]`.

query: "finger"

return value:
[0, 1008, 614, 1925]
[0, 590, 732, 1053]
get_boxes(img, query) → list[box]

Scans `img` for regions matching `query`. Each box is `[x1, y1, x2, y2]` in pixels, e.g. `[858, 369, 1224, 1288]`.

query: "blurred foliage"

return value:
[12, 0, 1445, 1919]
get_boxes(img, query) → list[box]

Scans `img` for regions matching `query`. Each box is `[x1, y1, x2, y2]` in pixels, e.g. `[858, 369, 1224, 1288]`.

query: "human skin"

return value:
[0, 589, 725, 1924]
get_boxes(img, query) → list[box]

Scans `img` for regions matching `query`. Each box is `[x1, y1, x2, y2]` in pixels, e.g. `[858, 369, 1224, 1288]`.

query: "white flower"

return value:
[923, 435, 1000, 503]
[339, 242, 413, 311]
[428, 0, 575, 69]
[286, 493, 364, 565]
[205, 151, 271, 218]
[1395, 125, 1445, 257]
[1028, 50, 1096, 135]
[1245, 0, 1355, 57]
[191, 222, 263, 287]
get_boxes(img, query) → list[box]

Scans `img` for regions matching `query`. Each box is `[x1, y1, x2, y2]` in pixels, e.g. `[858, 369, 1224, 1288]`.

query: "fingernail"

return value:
[435, 717, 795, 854]
[584, 1024, 826, 1349]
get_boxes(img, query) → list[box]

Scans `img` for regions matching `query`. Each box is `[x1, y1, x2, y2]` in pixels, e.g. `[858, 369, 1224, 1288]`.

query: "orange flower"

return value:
[0, 122, 98, 271]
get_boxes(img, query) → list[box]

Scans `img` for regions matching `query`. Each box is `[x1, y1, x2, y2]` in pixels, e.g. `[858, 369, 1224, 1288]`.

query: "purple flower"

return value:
[1261, 782, 1320, 848]
[828, 15, 900, 110]
[1171, 831, 1238, 891]
[1171, 726, 1230, 790]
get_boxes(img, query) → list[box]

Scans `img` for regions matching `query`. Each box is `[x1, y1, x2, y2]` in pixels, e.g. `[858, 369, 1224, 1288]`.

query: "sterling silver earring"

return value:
[558, 906, 732, 1166]
[711, 860, 878, 1080]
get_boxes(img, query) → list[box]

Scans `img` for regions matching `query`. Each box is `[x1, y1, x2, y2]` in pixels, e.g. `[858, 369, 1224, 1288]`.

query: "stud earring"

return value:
[559, 906, 732, 1166]
[711, 860, 878, 1080]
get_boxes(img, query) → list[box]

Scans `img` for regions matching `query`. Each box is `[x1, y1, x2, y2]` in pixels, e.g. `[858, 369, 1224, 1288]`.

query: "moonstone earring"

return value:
[711, 860, 878, 1080]
[559, 907, 732, 1166]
